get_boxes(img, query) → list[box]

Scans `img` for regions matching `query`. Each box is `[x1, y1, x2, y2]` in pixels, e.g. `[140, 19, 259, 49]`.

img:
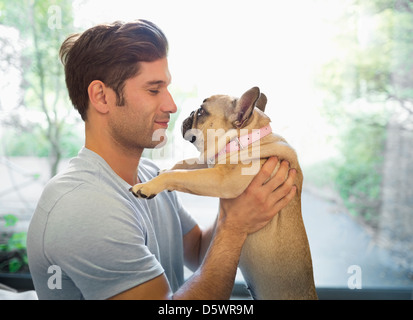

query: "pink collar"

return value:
[208, 124, 272, 164]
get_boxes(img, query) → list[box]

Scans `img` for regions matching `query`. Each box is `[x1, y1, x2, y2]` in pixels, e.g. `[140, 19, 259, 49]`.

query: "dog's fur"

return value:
[131, 87, 317, 299]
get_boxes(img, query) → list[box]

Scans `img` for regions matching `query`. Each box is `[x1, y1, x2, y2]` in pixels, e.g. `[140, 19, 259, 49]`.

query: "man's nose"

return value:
[161, 90, 177, 113]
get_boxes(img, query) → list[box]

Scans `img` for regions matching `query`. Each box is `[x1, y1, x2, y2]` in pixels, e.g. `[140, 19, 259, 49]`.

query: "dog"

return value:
[130, 87, 317, 299]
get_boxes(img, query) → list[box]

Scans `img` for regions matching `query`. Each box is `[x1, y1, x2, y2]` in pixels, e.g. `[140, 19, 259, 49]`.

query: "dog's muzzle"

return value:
[182, 112, 197, 143]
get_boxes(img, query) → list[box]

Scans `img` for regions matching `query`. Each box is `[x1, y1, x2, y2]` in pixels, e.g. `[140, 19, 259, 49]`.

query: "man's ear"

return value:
[88, 80, 109, 114]
[232, 87, 260, 128]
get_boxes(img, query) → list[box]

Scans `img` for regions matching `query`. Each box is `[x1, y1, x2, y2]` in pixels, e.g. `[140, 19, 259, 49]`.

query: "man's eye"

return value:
[149, 90, 160, 95]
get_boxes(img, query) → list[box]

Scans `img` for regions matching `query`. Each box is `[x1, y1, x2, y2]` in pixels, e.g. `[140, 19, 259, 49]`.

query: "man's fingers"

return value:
[248, 157, 279, 189]
[271, 167, 296, 200]
[247, 157, 298, 207]
[264, 160, 291, 192]
[271, 185, 297, 214]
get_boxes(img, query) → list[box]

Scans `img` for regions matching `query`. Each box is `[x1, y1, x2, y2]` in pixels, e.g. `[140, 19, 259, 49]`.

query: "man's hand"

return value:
[219, 157, 297, 237]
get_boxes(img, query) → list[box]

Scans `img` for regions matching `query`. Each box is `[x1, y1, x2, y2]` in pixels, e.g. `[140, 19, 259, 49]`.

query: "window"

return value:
[1, 0, 412, 299]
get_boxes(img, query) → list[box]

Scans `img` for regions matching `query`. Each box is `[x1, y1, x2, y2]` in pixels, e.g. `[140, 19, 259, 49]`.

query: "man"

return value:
[27, 20, 297, 300]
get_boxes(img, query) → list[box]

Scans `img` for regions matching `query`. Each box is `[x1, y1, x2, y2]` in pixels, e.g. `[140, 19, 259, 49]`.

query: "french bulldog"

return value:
[130, 87, 317, 299]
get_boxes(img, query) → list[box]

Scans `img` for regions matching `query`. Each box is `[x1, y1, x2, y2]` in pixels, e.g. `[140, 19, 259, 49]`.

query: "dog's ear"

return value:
[256, 93, 267, 112]
[232, 87, 260, 128]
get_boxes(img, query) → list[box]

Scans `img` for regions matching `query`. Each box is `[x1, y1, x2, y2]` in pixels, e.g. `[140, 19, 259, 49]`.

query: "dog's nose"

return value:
[182, 129, 197, 143]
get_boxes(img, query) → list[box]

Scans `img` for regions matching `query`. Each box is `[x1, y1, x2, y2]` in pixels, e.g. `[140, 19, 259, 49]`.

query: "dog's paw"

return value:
[129, 183, 159, 199]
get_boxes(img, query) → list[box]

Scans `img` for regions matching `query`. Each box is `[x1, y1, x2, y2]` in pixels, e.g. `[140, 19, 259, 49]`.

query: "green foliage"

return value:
[0, 0, 81, 176]
[0, 214, 28, 273]
[3, 214, 18, 227]
[2, 128, 50, 157]
[318, 0, 413, 106]
[2, 123, 82, 158]
[0, 0, 75, 96]
[315, 0, 413, 227]
[332, 114, 387, 228]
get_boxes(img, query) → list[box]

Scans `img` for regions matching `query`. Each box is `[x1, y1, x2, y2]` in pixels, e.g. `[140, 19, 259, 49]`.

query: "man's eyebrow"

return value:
[144, 80, 170, 87]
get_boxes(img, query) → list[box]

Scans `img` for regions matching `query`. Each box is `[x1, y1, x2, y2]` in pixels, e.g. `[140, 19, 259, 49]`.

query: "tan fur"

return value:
[131, 87, 317, 299]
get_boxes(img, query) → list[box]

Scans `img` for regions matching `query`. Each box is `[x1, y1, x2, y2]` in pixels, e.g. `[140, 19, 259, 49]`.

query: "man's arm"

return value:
[109, 157, 296, 300]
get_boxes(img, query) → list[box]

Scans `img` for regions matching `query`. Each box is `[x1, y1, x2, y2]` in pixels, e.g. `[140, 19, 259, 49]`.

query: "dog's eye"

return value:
[197, 108, 206, 117]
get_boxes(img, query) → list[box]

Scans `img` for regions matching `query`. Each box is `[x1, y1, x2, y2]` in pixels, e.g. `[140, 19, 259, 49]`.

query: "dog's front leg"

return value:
[167, 158, 209, 171]
[157, 158, 208, 177]
[130, 165, 252, 199]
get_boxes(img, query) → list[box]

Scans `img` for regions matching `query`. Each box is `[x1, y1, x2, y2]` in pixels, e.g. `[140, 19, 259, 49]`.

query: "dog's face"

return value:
[182, 87, 268, 154]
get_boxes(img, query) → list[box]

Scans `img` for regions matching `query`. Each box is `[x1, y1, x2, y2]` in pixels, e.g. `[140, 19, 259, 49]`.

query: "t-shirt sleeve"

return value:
[44, 185, 165, 300]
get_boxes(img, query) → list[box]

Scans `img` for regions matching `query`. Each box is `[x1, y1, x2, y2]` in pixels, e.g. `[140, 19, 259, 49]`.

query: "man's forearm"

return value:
[173, 221, 247, 300]
[199, 214, 218, 265]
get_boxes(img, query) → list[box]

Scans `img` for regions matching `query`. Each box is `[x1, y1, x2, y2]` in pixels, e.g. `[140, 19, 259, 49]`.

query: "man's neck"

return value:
[85, 130, 143, 186]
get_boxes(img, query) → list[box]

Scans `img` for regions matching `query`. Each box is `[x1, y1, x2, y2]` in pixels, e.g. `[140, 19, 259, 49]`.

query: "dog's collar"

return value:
[207, 124, 272, 165]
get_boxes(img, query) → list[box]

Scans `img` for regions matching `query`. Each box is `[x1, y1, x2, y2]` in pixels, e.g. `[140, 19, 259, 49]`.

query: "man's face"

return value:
[108, 57, 177, 151]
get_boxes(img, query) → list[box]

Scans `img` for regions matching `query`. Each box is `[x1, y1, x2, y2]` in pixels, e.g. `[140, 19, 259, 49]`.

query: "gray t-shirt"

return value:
[27, 147, 197, 300]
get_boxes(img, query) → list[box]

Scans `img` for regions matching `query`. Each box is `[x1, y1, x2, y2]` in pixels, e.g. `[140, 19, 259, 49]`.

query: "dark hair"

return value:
[59, 20, 169, 121]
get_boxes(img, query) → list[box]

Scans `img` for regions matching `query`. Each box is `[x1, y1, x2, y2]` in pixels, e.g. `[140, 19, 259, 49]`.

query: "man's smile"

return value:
[154, 118, 170, 128]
